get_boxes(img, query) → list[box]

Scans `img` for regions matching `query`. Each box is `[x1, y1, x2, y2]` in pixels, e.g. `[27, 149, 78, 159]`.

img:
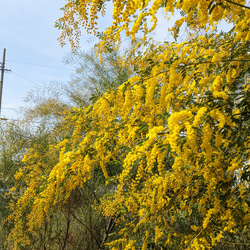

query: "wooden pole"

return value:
[0, 48, 6, 116]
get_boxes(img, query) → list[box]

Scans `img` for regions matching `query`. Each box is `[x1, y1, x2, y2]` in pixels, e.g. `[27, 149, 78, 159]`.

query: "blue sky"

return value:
[0, 0, 92, 119]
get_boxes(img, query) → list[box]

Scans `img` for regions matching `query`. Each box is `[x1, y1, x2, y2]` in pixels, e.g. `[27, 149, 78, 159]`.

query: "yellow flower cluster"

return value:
[58, 0, 250, 51]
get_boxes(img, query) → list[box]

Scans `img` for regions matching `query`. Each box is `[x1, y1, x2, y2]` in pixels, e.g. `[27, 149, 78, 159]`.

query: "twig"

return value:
[225, 0, 250, 9]
[99, 216, 117, 249]
[62, 215, 70, 250]
[71, 212, 101, 246]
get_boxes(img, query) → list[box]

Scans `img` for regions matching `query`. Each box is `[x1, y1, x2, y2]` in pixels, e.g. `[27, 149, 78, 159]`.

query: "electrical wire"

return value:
[0, 117, 55, 125]
[1, 107, 19, 111]
[6, 59, 73, 71]
[11, 71, 43, 88]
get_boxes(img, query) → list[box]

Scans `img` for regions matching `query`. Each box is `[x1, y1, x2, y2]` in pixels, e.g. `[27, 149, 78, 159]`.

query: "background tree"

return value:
[0, 120, 36, 249]
[64, 48, 133, 105]
[1, 47, 132, 249]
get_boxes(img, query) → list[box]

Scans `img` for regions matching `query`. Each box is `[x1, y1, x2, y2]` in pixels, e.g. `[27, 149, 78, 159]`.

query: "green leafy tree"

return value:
[64, 48, 132, 105]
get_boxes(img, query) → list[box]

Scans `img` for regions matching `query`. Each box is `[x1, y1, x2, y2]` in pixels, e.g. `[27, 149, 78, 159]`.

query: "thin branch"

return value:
[71, 212, 101, 247]
[62, 215, 70, 250]
[99, 216, 113, 249]
[220, 241, 250, 245]
[99, 216, 117, 249]
[181, 59, 250, 67]
[225, 0, 250, 9]
[140, 59, 250, 82]
[232, 111, 250, 117]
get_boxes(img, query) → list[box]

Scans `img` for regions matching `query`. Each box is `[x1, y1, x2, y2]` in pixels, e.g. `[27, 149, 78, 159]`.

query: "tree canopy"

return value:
[4, 0, 250, 249]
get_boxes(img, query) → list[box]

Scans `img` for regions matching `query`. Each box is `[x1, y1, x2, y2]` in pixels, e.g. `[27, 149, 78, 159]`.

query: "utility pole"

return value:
[0, 48, 6, 117]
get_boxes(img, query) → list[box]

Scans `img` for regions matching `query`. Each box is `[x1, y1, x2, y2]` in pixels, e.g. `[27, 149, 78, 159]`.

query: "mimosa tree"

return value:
[6, 0, 249, 249]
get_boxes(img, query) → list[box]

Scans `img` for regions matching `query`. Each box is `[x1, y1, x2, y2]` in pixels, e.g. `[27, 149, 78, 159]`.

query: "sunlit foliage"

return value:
[57, 0, 250, 50]
[6, 0, 250, 249]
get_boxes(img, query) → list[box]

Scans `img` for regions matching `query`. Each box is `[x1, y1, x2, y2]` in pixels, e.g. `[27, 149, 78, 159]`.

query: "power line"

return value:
[0, 117, 55, 125]
[1, 107, 19, 111]
[11, 71, 43, 88]
[6, 59, 73, 71]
